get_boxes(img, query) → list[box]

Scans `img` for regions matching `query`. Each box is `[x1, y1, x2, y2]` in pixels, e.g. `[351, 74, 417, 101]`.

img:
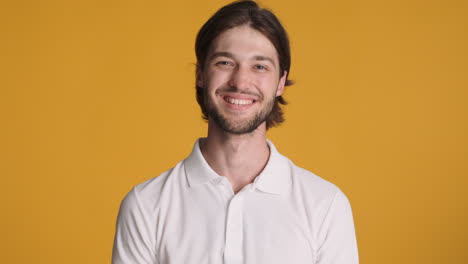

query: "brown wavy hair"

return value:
[195, 0, 293, 129]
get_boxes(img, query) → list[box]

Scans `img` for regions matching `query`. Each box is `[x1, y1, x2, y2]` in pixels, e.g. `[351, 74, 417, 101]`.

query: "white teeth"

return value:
[225, 97, 254, 105]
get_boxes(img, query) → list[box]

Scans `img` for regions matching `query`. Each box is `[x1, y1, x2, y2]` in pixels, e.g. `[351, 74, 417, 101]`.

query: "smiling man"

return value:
[112, 1, 359, 264]
[199, 25, 286, 136]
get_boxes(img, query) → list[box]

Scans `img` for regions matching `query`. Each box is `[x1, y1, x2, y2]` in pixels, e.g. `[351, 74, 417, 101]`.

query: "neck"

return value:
[200, 120, 270, 194]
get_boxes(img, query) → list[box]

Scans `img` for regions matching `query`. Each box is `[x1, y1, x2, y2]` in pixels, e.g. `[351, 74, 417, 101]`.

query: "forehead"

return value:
[209, 25, 279, 62]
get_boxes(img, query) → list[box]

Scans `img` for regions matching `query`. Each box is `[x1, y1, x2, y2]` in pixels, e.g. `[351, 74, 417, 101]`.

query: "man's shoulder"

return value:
[119, 160, 186, 211]
[286, 160, 353, 221]
[269, 140, 343, 199]
[287, 159, 342, 200]
[291, 163, 337, 188]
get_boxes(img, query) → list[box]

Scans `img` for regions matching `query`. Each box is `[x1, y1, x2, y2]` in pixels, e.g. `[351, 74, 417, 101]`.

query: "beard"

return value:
[204, 89, 276, 135]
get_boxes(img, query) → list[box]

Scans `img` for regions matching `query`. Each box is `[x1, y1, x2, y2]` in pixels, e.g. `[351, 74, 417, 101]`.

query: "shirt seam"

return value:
[316, 187, 339, 255]
[133, 187, 161, 264]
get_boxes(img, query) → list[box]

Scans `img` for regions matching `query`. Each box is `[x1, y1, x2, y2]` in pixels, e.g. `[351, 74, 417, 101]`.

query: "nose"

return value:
[228, 65, 252, 90]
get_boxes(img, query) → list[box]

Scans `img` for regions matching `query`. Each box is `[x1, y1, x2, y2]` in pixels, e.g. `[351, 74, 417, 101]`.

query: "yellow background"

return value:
[1, 0, 467, 263]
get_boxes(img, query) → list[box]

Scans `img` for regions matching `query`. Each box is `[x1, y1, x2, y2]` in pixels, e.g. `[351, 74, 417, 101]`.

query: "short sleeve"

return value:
[112, 188, 158, 264]
[316, 189, 359, 264]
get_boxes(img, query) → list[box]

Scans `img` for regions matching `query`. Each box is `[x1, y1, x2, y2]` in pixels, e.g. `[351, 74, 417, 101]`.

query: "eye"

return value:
[215, 61, 234, 67]
[254, 64, 268, 71]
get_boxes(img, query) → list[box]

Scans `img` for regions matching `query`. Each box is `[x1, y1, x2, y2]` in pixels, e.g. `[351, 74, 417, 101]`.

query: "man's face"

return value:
[197, 25, 287, 135]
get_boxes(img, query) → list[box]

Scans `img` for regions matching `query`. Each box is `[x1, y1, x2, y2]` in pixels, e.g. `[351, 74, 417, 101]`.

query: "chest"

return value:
[154, 182, 316, 264]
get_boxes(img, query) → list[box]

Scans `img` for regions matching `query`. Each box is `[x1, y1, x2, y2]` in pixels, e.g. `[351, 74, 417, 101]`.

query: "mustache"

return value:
[215, 86, 264, 100]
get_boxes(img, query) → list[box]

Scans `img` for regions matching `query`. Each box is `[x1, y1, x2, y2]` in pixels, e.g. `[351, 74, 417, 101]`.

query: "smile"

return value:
[223, 96, 255, 105]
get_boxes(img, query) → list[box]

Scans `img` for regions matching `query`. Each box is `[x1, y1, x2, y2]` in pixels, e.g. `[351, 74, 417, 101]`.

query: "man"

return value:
[112, 1, 359, 264]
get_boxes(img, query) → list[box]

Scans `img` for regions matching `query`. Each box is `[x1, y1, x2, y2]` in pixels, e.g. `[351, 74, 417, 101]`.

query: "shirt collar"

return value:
[253, 139, 291, 195]
[184, 138, 291, 195]
[184, 139, 220, 186]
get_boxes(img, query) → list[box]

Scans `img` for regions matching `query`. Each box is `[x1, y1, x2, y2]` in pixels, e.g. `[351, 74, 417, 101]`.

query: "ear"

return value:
[196, 66, 204, 88]
[276, 70, 287, 96]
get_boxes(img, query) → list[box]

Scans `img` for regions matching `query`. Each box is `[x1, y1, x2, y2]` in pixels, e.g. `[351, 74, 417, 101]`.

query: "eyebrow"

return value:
[209, 52, 276, 65]
[253, 55, 275, 65]
[209, 51, 234, 60]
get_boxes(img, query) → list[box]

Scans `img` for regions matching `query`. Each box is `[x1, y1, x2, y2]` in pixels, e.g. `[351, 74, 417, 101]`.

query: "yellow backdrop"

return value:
[1, 0, 467, 263]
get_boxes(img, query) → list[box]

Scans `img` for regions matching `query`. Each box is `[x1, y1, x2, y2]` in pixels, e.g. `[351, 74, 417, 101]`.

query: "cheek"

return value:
[205, 70, 229, 89]
[258, 74, 280, 88]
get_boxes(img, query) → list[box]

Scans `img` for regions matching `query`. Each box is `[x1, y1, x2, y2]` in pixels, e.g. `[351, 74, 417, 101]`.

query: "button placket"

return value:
[223, 189, 248, 264]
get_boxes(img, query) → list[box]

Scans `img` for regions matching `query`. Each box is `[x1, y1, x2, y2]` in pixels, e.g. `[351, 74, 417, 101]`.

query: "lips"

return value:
[223, 96, 255, 105]
[216, 91, 260, 111]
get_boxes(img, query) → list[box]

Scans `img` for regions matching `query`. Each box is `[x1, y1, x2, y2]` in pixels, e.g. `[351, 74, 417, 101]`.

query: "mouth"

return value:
[223, 96, 255, 106]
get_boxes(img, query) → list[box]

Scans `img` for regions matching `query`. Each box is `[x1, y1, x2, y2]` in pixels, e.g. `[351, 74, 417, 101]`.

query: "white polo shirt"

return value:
[112, 139, 359, 264]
